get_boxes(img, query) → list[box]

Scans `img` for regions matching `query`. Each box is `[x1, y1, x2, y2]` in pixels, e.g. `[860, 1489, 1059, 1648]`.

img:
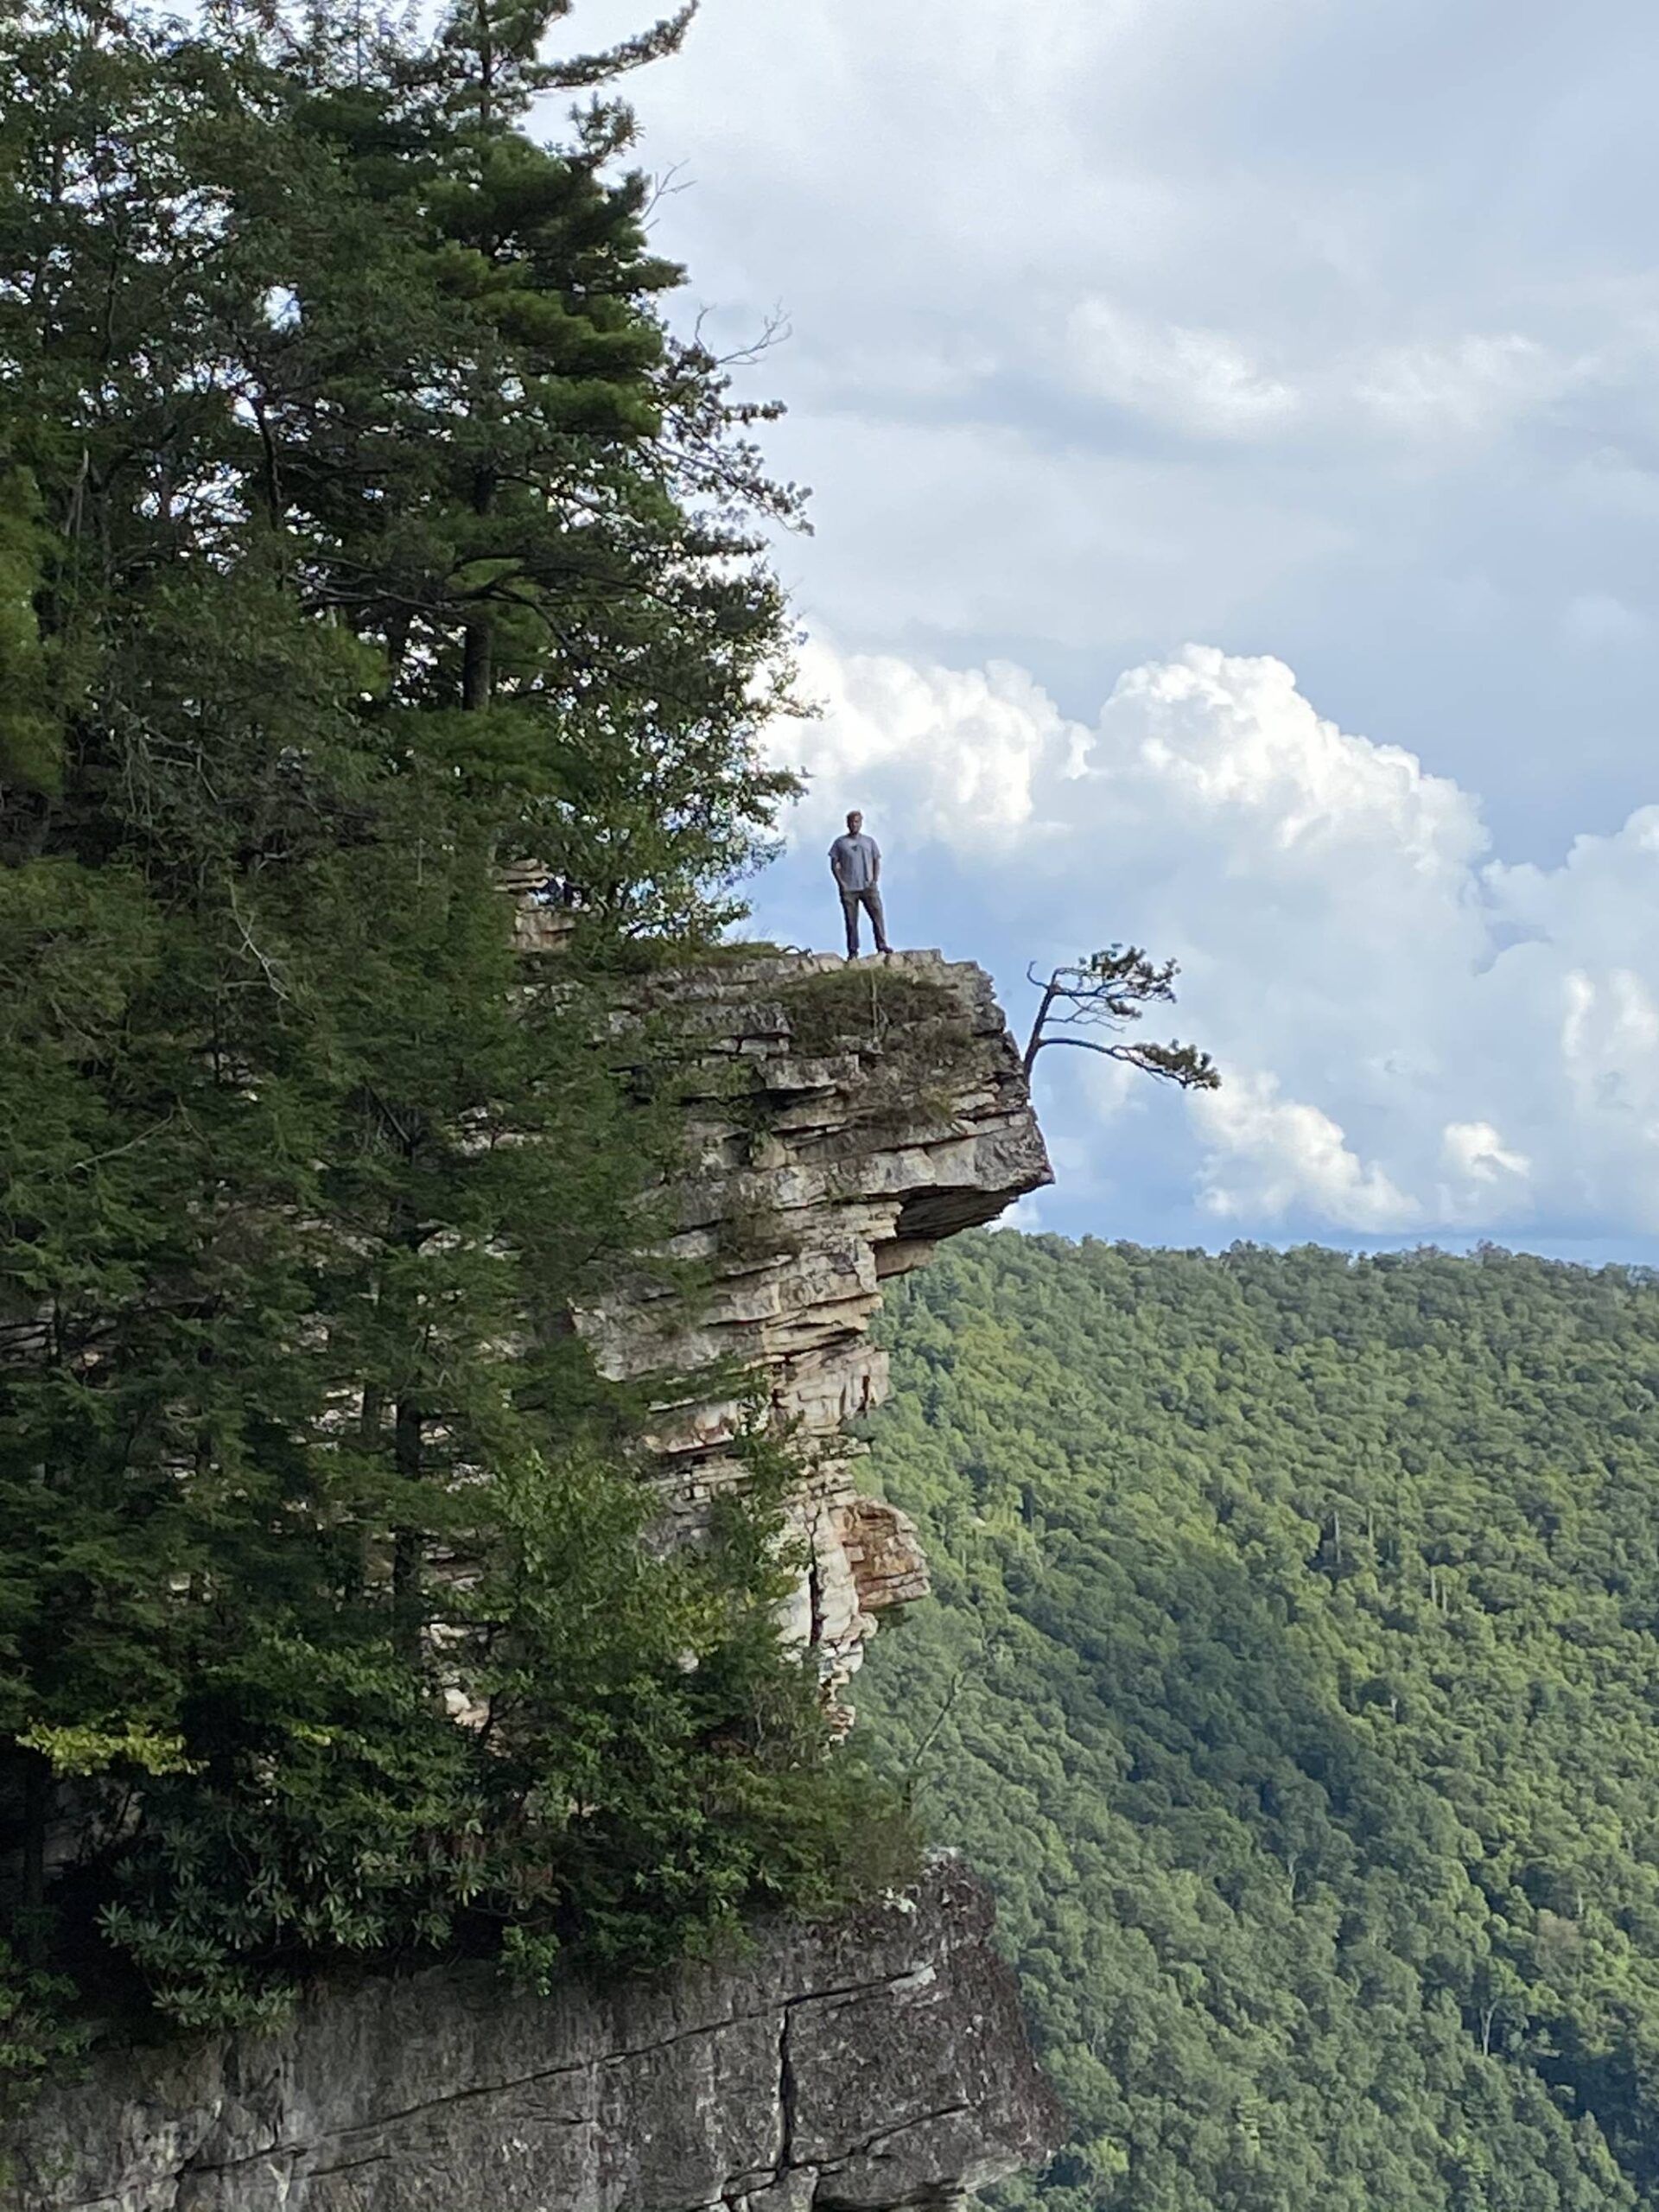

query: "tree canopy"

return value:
[860, 1232, 1659, 2212]
[1021, 948, 1217, 1095]
[0, 0, 901, 2092]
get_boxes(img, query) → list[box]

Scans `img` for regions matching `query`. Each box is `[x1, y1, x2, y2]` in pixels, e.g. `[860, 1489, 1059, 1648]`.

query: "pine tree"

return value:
[0, 0, 889, 2063]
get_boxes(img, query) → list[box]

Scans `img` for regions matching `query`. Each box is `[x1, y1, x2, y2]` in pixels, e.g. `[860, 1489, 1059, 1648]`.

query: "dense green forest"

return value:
[0, 0, 899, 2095]
[859, 1233, 1659, 2212]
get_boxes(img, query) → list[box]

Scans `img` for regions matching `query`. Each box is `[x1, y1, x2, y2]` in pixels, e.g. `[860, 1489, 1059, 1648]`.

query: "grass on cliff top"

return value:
[585, 934, 801, 976]
[780, 967, 962, 1058]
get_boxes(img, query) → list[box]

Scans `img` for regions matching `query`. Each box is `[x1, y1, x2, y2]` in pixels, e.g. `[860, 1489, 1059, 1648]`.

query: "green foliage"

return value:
[860, 1233, 1659, 2212]
[0, 468, 60, 791]
[779, 966, 959, 1058]
[0, 1945, 84, 2166]
[0, 0, 878, 2110]
[1021, 949, 1218, 1092]
[83, 1440, 893, 2023]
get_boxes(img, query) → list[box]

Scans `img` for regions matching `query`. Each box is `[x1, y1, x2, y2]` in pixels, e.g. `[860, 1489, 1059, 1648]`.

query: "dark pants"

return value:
[840, 885, 890, 957]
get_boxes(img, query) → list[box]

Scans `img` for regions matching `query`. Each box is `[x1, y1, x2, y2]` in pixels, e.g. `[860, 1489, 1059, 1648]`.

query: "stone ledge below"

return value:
[9, 1859, 1061, 2212]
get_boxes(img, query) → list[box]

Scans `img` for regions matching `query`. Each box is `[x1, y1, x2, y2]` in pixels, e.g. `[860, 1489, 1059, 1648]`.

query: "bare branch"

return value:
[226, 880, 293, 1003]
[67, 1109, 180, 1178]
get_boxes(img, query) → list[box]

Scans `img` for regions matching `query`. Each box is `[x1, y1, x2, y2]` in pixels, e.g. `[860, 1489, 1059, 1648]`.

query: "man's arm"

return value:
[869, 839, 880, 885]
[829, 840, 845, 886]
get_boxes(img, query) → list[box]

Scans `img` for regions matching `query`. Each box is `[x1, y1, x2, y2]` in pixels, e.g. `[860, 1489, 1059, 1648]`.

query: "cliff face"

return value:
[572, 950, 1052, 1708]
[9, 951, 1060, 2212]
[13, 1859, 1059, 2212]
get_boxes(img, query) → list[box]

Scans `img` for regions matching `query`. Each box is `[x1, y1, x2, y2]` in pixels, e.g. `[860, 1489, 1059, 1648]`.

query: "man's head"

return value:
[846, 810, 863, 834]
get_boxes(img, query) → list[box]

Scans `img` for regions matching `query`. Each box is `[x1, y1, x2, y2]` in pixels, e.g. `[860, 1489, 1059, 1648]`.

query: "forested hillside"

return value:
[858, 1233, 1659, 2212]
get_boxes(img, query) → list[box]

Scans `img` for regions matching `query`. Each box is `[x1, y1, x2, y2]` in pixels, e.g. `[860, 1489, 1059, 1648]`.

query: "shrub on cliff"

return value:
[0, 0, 895, 2078]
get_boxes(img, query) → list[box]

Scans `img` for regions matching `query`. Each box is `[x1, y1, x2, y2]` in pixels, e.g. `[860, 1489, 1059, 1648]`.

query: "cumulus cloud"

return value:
[551, 0, 1659, 1247]
[1194, 1073, 1419, 1232]
[785, 650, 1061, 846]
[1442, 1121, 1530, 1185]
[770, 638, 1659, 1241]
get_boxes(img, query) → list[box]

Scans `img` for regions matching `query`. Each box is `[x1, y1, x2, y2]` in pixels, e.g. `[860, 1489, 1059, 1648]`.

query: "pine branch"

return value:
[1021, 946, 1219, 1090]
[542, 3, 697, 88]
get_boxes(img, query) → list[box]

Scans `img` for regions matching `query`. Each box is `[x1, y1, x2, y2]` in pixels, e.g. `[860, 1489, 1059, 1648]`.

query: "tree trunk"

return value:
[461, 469, 496, 712]
[392, 1395, 423, 1662]
[22, 1746, 50, 1962]
[461, 615, 493, 712]
[1021, 978, 1058, 1076]
[348, 1381, 385, 1599]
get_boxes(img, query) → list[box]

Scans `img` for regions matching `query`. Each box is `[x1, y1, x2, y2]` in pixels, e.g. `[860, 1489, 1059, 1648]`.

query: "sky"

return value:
[543, 0, 1659, 1261]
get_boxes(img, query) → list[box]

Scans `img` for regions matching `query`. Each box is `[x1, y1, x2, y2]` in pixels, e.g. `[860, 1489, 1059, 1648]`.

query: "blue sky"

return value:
[545, 0, 1659, 1260]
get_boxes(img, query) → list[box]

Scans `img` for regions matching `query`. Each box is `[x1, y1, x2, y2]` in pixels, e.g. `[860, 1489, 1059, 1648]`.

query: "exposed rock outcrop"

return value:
[571, 950, 1052, 1707]
[3, 948, 1062, 2212]
[10, 1858, 1060, 2212]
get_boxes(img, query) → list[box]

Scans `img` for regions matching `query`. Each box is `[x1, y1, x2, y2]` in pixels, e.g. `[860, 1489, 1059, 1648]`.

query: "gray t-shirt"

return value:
[830, 832, 880, 892]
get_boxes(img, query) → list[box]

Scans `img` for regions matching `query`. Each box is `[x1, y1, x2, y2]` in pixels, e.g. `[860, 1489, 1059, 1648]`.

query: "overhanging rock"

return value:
[573, 951, 1052, 1708]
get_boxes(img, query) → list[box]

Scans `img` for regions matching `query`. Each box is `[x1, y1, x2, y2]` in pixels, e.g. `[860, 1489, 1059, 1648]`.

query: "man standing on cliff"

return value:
[830, 810, 892, 960]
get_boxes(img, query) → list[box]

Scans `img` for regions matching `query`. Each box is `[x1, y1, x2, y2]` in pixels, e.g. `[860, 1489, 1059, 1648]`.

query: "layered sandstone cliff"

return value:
[569, 949, 1052, 1709]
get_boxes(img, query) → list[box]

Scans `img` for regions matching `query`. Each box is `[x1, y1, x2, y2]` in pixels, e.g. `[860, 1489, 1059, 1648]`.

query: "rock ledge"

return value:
[11, 1858, 1060, 2212]
[575, 950, 1052, 1702]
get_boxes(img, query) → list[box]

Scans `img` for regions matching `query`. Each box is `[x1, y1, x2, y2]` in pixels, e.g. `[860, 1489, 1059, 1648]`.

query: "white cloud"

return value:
[1066, 302, 1300, 439]
[1194, 1072, 1419, 1231]
[1353, 334, 1567, 439]
[1089, 647, 1485, 887]
[1442, 1120, 1530, 1185]
[543, 0, 1659, 1250]
[787, 644, 1062, 844]
[768, 637, 1659, 1239]
[992, 1192, 1051, 1235]
[1561, 591, 1650, 647]
[1058, 315, 1580, 453]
